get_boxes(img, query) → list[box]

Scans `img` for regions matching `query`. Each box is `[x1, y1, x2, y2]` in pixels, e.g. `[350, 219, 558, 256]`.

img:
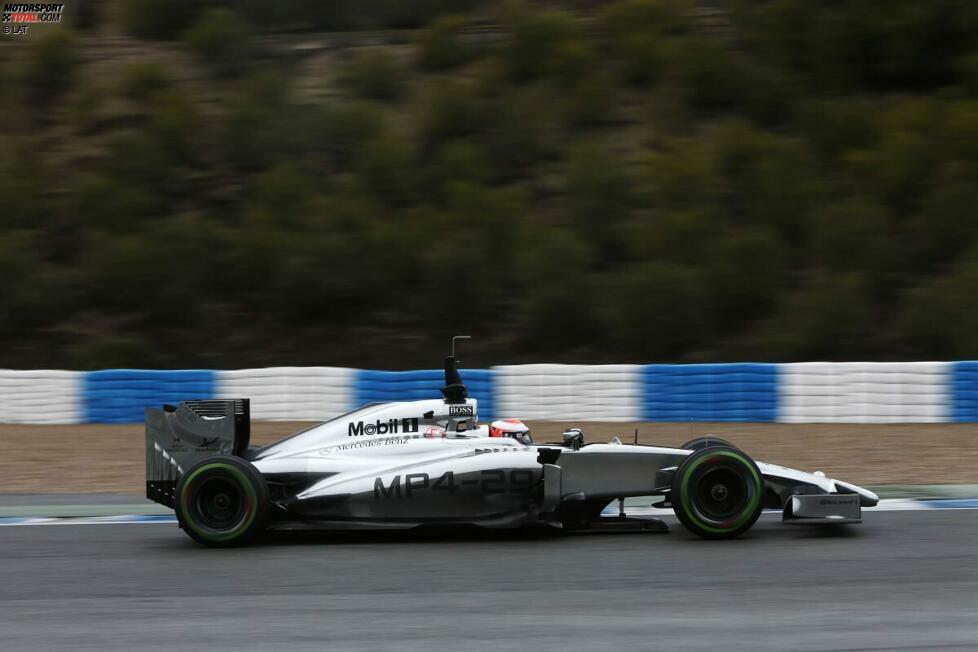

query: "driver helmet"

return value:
[488, 419, 532, 445]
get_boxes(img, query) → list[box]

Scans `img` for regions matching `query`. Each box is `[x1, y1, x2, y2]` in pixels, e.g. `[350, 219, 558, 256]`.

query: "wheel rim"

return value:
[194, 477, 245, 530]
[691, 465, 748, 522]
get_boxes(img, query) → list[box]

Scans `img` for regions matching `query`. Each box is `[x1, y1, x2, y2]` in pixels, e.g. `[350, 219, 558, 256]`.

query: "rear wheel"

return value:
[176, 456, 269, 547]
[671, 446, 763, 539]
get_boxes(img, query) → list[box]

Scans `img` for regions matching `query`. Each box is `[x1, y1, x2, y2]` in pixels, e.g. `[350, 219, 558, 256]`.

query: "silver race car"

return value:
[145, 350, 878, 547]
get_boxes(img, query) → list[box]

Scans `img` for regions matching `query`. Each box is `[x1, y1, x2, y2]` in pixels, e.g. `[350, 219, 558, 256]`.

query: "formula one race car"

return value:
[145, 349, 879, 547]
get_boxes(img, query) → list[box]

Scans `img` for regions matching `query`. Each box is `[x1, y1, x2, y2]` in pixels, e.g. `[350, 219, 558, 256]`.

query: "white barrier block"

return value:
[778, 361, 951, 423]
[215, 367, 354, 421]
[494, 364, 642, 421]
[0, 370, 83, 424]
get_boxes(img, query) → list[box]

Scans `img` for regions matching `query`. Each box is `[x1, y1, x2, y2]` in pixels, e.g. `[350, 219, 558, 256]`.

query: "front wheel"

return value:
[671, 446, 763, 539]
[175, 456, 269, 547]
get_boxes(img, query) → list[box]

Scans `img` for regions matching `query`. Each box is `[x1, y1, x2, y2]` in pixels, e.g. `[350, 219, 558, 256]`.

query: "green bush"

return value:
[82, 232, 166, 312]
[321, 102, 385, 167]
[418, 15, 476, 70]
[638, 138, 721, 212]
[235, 0, 487, 31]
[428, 140, 491, 190]
[797, 98, 881, 163]
[957, 51, 978, 97]
[418, 79, 483, 149]
[808, 199, 892, 271]
[0, 142, 47, 227]
[763, 272, 875, 359]
[603, 0, 692, 85]
[223, 73, 292, 172]
[246, 165, 318, 232]
[117, 0, 199, 39]
[342, 50, 406, 102]
[515, 228, 600, 351]
[184, 8, 253, 78]
[737, 0, 978, 92]
[121, 61, 171, 103]
[607, 262, 709, 359]
[0, 232, 41, 335]
[900, 254, 978, 358]
[704, 227, 788, 328]
[906, 163, 978, 270]
[95, 131, 170, 217]
[626, 210, 719, 264]
[564, 142, 635, 253]
[604, 0, 692, 37]
[710, 123, 817, 243]
[71, 173, 158, 230]
[25, 29, 78, 103]
[147, 89, 201, 166]
[356, 131, 418, 207]
[669, 37, 741, 111]
[560, 73, 616, 128]
[502, 5, 582, 81]
[483, 86, 559, 178]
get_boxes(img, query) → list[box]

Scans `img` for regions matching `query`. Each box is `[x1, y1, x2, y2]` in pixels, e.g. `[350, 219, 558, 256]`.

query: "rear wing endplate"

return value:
[144, 399, 250, 508]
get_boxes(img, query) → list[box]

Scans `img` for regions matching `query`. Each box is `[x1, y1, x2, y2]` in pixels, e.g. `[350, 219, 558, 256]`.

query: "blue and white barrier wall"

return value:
[216, 367, 354, 421]
[494, 364, 641, 422]
[84, 369, 215, 424]
[3, 361, 978, 424]
[0, 370, 84, 424]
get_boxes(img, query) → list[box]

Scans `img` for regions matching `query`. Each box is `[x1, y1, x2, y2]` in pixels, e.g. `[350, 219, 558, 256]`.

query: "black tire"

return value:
[680, 436, 738, 452]
[671, 446, 763, 539]
[175, 455, 269, 547]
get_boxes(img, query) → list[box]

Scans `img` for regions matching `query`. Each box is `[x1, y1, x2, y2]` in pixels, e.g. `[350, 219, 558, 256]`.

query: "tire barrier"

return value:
[0, 370, 83, 424]
[641, 363, 777, 422]
[494, 364, 642, 422]
[1, 362, 977, 423]
[216, 367, 354, 421]
[950, 361, 978, 423]
[83, 370, 215, 424]
[779, 362, 949, 423]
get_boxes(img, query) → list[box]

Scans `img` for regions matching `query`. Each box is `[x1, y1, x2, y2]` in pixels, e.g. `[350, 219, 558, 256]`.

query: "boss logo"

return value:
[449, 405, 474, 417]
[348, 418, 419, 437]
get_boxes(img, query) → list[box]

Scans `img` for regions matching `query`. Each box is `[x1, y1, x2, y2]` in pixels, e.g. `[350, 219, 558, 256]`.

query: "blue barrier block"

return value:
[83, 369, 215, 423]
[354, 368, 495, 420]
[951, 361, 978, 422]
[642, 363, 778, 422]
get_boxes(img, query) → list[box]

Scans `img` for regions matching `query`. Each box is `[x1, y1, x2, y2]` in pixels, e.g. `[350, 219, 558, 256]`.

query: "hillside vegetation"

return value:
[2, 0, 978, 368]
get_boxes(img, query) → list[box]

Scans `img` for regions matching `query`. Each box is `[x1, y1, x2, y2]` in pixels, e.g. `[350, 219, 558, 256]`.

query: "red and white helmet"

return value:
[488, 419, 532, 445]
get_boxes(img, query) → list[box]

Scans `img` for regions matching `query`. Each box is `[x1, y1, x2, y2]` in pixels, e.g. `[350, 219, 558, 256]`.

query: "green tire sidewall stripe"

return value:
[679, 450, 762, 534]
[180, 462, 258, 543]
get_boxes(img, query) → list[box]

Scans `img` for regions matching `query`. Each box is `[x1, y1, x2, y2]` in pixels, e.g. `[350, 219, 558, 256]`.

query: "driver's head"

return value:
[488, 419, 532, 445]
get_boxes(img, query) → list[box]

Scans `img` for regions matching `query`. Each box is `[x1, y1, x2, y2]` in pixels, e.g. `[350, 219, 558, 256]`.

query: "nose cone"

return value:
[835, 479, 879, 507]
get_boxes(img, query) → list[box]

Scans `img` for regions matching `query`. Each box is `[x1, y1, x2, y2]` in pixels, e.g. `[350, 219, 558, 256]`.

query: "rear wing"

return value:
[145, 399, 251, 508]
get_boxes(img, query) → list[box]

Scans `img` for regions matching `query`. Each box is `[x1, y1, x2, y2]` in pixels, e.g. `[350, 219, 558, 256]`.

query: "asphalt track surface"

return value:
[2, 509, 978, 652]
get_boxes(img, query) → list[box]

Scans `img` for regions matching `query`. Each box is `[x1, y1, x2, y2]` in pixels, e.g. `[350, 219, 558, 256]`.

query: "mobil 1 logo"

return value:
[348, 417, 419, 437]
